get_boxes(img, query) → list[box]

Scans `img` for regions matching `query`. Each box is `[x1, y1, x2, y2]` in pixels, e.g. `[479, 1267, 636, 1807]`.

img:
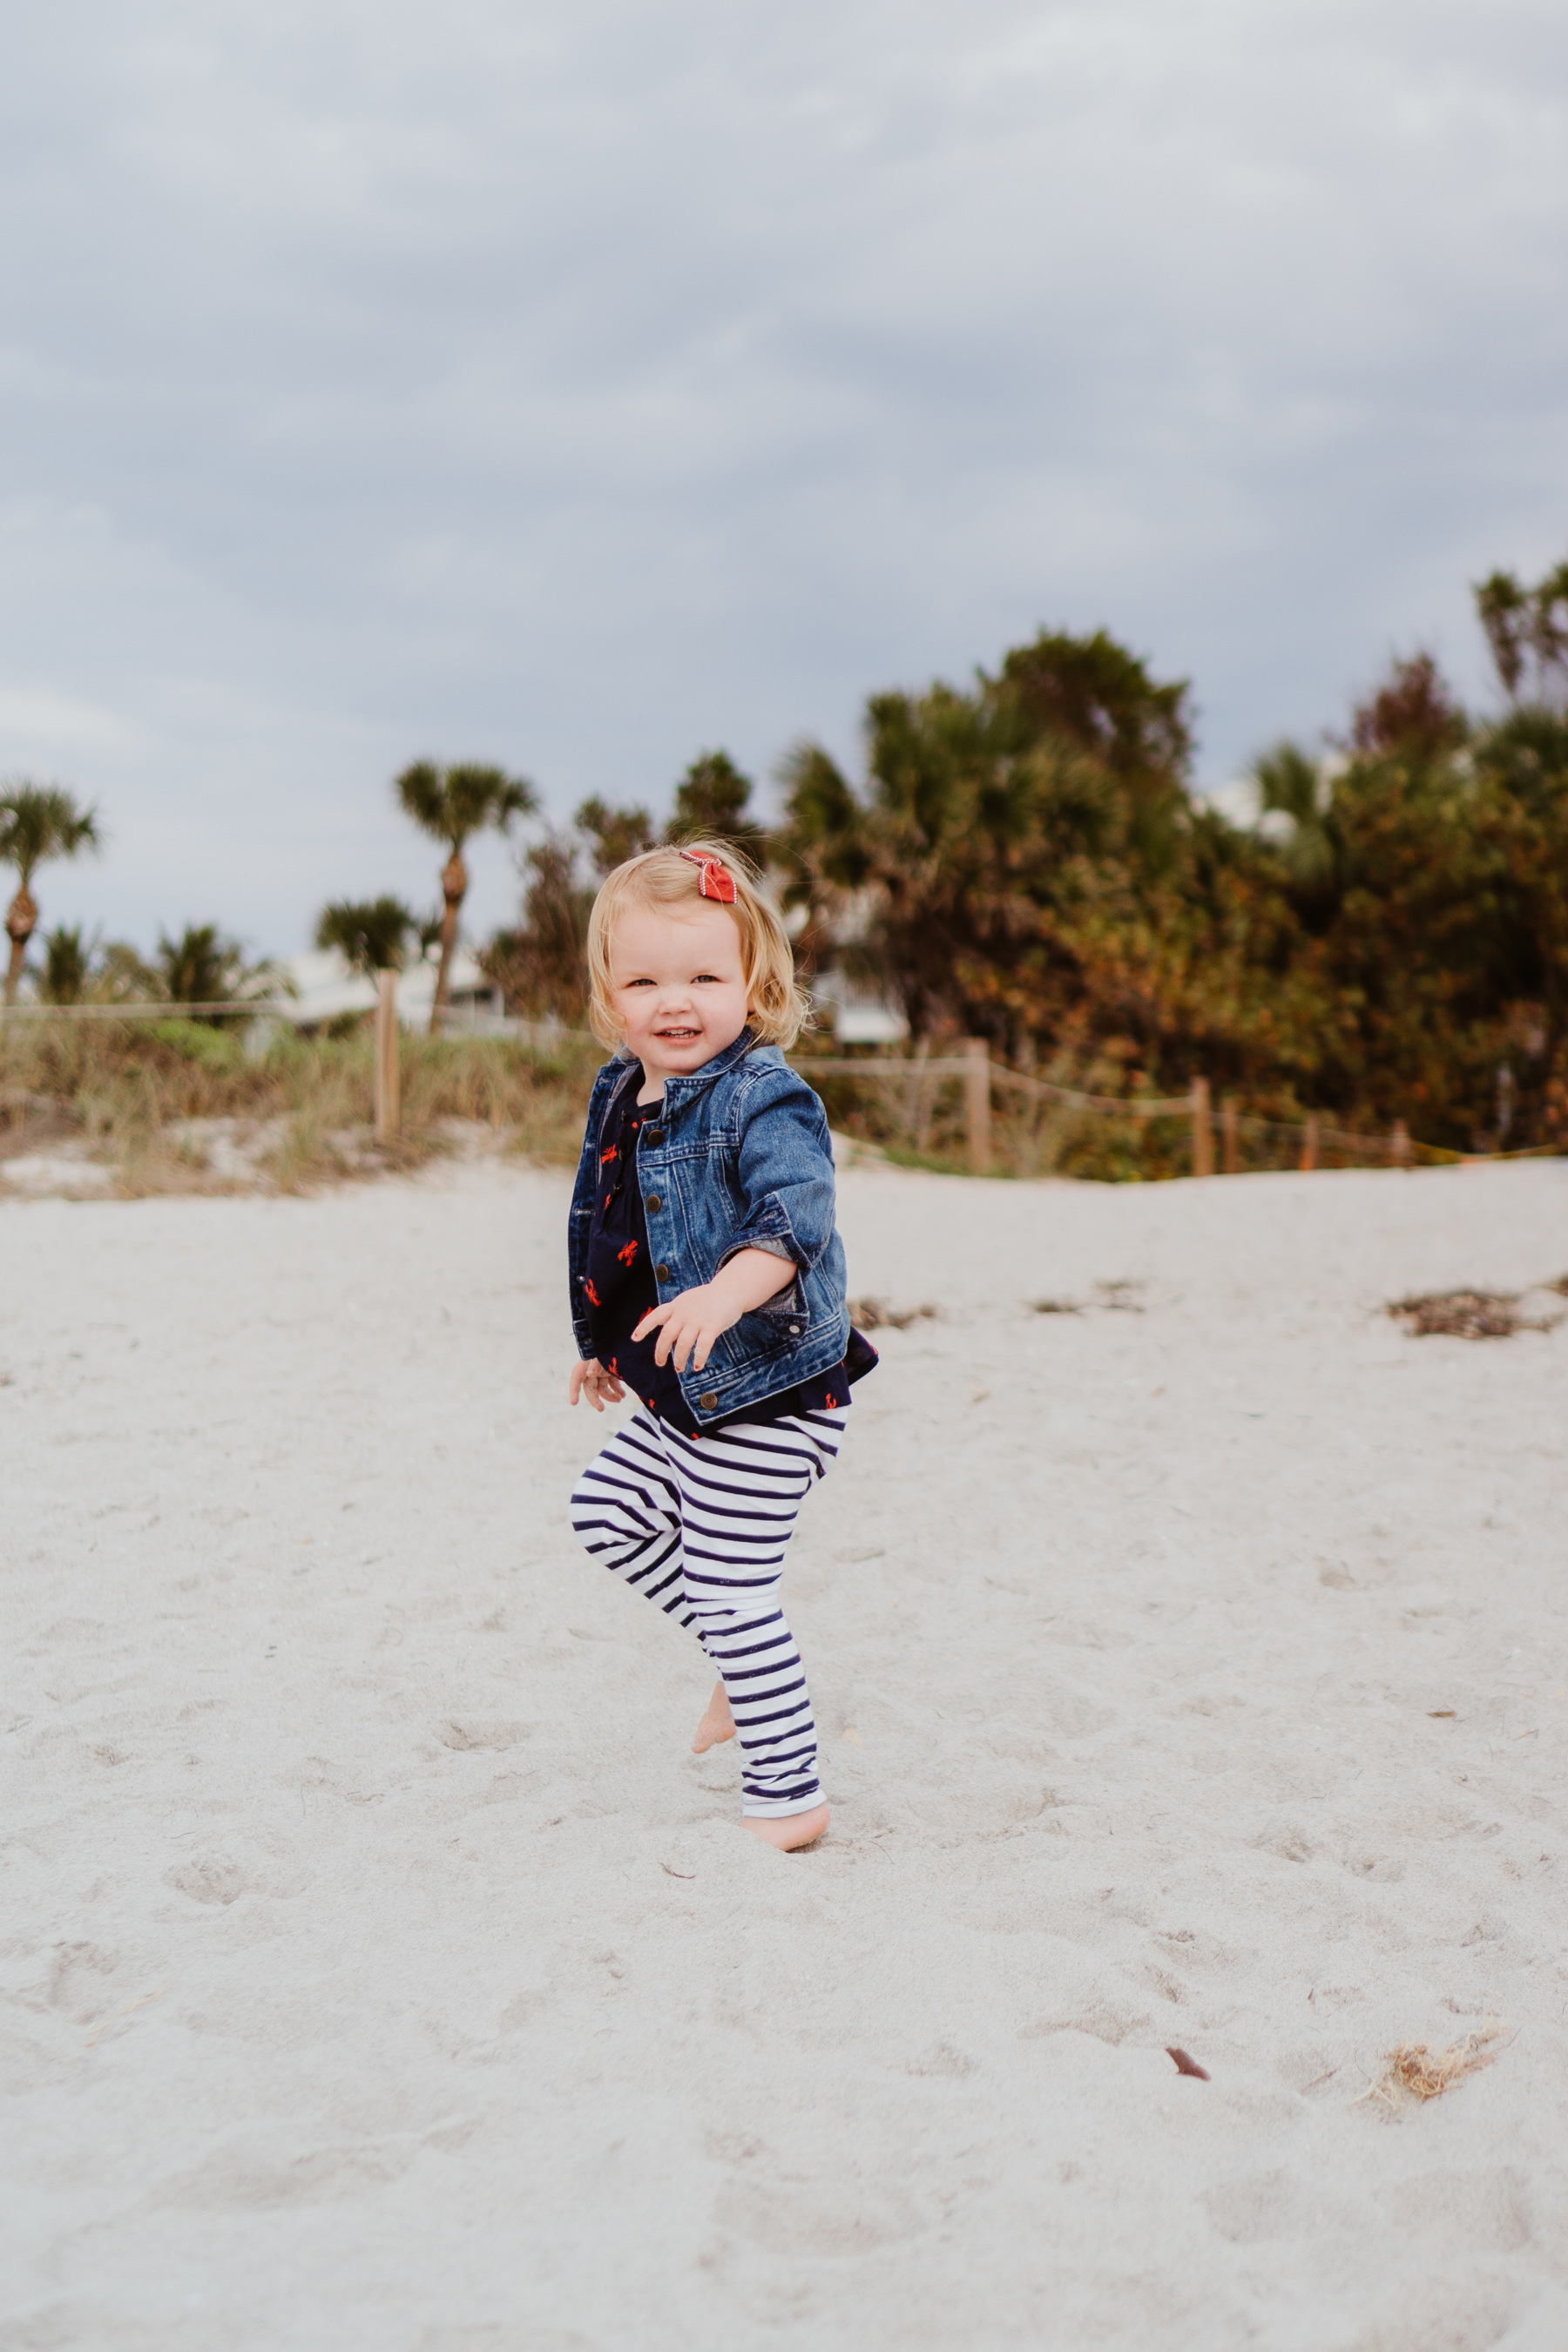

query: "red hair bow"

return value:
[679, 848, 737, 904]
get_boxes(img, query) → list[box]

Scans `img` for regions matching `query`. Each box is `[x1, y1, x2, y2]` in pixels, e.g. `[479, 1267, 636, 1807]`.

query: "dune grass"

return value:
[3, 1017, 1439, 1193]
[0, 1018, 602, 1195]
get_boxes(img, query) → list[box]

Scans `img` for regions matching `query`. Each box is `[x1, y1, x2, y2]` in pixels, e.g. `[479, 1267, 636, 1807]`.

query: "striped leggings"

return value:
[568, 1404, 846, 1817]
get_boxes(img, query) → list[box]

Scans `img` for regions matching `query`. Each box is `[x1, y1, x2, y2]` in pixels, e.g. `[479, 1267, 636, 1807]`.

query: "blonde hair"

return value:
[586, 840, 809, 1053]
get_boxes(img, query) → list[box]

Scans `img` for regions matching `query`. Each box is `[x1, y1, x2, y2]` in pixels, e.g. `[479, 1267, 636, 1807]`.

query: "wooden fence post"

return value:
[963, 1037, 991, 1174]
[1190, 1076, 1213, 1179]
[1390, 1118, 1410, 1169]
[1299, 1112, 1319, 1173]
[903, 1035, 933, 1156]
[375, 969, 401, 1143]
[1220, 1096, 1239, 1175]
[1017, 1034, 1042, 1143]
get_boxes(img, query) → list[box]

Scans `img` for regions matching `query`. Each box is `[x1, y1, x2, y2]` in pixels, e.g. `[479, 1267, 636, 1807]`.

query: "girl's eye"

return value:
[693, 972, 721, 984]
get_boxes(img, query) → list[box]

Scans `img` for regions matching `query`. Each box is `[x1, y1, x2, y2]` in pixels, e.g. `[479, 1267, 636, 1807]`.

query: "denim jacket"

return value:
[568, 1031, 849, 1426]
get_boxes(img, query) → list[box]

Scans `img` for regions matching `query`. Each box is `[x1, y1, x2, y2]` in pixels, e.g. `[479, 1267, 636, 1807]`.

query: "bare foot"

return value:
[744, 1804, 830, 1852]
[691, 1678, 735, 1754]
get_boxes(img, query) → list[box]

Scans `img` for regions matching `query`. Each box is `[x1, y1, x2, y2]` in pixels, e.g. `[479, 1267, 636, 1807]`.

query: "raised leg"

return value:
[568, 1409, 696, 1626]
[661, 1412, 844, 1822]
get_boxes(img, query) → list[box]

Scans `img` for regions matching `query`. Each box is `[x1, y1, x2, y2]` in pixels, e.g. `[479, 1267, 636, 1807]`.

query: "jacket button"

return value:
[645, 1194, 661, 1213]
[656, 1262, 670, 1281]
[700, 1392, 718, 1411]
[645, 1128, 663, 1145]
[788, 1325, 800, 1335]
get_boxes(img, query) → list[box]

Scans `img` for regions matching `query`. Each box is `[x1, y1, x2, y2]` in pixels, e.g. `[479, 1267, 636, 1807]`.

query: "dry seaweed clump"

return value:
[1030, 1280, 1145, 1317]
[1366, 2023, 1508, 2108]
[1389, 1289, 1520, 1338]
[848, 1298, 938, 1332]
[1386, 1288, 1560, 1340]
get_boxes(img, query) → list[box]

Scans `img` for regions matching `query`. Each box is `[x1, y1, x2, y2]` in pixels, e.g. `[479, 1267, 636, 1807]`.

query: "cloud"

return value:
[1, 0, 1565, 950]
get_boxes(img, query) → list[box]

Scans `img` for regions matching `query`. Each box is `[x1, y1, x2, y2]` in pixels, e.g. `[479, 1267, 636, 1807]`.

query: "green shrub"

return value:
[148, 1018, 247, 1077]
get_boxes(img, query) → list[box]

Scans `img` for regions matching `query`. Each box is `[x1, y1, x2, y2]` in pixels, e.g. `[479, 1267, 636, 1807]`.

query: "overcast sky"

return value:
[2, 0, 1565, 956]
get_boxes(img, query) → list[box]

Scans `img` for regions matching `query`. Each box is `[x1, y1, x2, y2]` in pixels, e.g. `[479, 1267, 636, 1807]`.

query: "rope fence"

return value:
[3, 1000, 1557, 1176]
[0, 999, 295, 1019]
[793, 1043, 1558, 1173]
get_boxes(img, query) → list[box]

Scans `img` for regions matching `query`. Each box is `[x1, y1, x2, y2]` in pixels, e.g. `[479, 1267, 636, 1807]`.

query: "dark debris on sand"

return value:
[1386, 1287, 1564, 1341]
[848, 1298, 939, 1331]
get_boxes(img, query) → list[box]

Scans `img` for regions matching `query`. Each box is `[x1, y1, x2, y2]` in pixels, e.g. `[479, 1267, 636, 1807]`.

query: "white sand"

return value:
[4, 1158, 1567, 2350]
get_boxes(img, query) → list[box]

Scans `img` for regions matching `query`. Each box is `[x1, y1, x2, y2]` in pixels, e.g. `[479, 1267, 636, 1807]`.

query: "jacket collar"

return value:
[598, 1029, 762, 1135]
[659, 1027, 761, 1106]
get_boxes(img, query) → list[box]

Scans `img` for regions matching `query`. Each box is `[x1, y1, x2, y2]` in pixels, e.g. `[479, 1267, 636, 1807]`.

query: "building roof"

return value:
[278, 948, 496, 1027]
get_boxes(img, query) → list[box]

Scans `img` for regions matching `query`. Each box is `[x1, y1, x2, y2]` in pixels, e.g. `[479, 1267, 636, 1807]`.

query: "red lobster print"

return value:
[617, 1240, 639, 1267]
[585, 1278, 602, 1308]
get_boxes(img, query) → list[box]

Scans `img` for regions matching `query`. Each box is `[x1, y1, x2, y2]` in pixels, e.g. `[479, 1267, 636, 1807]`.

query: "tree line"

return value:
[4, 551, 1566, 1152]
[0, 760, 535, 1036]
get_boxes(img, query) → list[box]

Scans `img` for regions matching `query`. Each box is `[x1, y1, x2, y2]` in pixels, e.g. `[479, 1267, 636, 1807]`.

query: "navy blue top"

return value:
[584, 1080, 874, 1435]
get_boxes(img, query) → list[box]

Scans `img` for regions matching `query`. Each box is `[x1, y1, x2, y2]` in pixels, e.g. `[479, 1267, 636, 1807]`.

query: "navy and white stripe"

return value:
[569, 1404, 845, 1817]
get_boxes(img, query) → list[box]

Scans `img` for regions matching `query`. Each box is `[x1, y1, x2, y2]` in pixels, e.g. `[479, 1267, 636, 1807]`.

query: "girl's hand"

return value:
[632, 1284, 740, 1375]
[633, 1248, 796, 1375]
[570, 1357, 625, 1411]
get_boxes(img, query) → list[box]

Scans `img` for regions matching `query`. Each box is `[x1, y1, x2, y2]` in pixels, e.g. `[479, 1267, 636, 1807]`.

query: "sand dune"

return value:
[4, 1158, 1566, 2349]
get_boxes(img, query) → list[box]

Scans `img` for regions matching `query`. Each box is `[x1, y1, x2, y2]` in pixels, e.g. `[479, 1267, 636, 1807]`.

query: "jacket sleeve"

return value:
[719, 1069, 837, 1307]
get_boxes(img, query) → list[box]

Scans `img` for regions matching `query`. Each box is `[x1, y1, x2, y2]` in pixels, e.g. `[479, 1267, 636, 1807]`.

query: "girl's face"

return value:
[608, 900, 753, 1087]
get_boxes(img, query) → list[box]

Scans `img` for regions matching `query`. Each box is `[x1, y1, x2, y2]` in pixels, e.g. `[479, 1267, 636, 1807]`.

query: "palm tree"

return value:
[154, 924, 275, 1017]
[482, 833, 595, 1022]
[1475, 560, 1568, 707]
[1251, 740, 1348, 927]
[575, 795, 657, 877]
[0, 783, 100, 1004]
[666, 751, 770, 861]
[315, 896, 417, 978]
[40, 923, 94, 1004]
[395, 760, 536, 1033]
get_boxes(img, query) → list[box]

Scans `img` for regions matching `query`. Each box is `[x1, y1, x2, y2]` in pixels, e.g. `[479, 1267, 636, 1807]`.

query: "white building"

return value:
[808, 967, 909, 1046]
[277, 948, 505, 1031]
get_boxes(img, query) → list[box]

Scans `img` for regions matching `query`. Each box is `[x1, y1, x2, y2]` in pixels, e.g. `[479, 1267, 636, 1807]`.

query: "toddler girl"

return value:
[566, 841, 874, 1850]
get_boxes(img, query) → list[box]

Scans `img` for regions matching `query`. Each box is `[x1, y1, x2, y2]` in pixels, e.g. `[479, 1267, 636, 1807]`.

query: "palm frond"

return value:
[0, 782, 101, 886]
[315, 896, 416, 976]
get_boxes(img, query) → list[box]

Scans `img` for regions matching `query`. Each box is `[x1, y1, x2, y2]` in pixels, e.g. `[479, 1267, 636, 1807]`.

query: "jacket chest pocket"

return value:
[708, 1145, 747, 1227]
